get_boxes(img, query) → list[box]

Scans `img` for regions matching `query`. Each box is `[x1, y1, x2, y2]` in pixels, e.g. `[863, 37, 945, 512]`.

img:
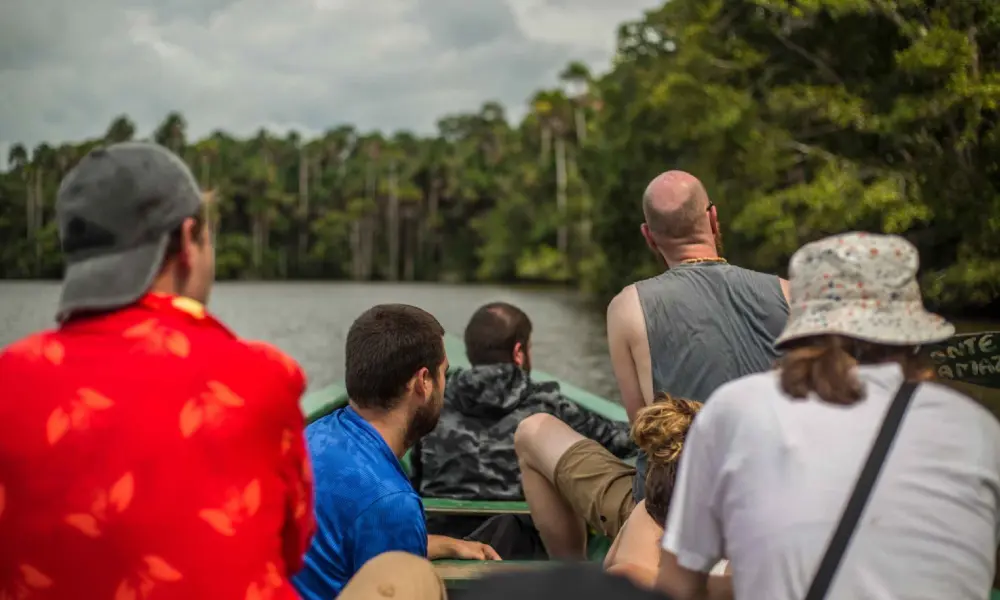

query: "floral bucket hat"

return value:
[774, 231, 955, 349]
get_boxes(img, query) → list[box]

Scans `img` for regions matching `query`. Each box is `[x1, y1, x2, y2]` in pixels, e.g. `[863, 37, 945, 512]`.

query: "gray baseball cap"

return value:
[55, 142, 203, 322]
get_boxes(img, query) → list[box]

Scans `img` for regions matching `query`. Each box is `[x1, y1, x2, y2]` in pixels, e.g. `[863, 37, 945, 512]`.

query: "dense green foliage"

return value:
[3, 0, 999, 312]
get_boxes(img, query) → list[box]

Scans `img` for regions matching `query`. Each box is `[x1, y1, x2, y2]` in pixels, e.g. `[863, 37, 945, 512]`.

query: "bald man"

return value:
[514, 171, 789, 560]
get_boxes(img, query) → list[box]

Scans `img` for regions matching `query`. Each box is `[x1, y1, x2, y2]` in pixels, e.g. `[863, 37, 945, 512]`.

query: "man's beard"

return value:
[403, 391, 442, 449]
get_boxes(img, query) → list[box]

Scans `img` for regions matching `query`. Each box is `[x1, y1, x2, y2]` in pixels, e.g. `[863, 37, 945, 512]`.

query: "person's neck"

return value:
[661, 242, 720, 269]
[350, 401, 410, 459]
[148, 271, 184, 297]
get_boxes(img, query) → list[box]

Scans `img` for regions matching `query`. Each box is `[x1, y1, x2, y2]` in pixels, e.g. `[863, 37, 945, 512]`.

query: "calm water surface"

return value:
[0, 281, 617, 398]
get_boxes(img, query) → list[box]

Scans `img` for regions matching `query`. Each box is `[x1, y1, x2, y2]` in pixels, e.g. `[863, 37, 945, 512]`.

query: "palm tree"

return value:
[104, 115, 137, 143]
[559, 61, 592, 145]
[8, 144, 31, 243]
[532, 90, 573, 257]
[29, 144, 56, 275]
[154, 112, 187, 154]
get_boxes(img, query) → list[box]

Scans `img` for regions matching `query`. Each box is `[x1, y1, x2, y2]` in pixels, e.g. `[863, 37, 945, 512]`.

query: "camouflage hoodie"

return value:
[412, 363, 635, 501]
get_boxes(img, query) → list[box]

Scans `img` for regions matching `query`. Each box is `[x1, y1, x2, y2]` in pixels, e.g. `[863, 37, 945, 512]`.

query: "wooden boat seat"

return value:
[422, 497, 530, 515]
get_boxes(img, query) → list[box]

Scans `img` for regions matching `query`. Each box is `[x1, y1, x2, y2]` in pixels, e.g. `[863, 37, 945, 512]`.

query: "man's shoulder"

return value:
[607, 284, 644, 331]
[0, 329, 64, 368]
[609, 283, 640, 310]
[419, 406, 477, 445]
[305, 411, 352, 454]
[349, 480, 422, 526]
[188, 336, 306, 414]
[308, 413, 408, 485]
[916, 380, 1000, 437]
[236, 340, 306, 389]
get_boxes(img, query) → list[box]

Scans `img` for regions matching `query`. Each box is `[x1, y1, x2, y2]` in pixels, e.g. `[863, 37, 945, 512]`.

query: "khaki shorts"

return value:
[553, 439, 637, 539]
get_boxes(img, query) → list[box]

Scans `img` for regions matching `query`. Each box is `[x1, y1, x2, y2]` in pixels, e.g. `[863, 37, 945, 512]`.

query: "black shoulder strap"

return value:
[803, 381, 918, 600]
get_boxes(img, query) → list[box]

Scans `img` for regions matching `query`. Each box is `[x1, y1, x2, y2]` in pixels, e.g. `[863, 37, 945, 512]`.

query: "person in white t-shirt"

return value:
[656, 231, 1000, 600]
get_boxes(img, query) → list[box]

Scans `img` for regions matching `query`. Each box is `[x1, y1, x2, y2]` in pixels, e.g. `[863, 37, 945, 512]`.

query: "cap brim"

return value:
[774, 304, 956, 350]
[57, 235, 169, 322]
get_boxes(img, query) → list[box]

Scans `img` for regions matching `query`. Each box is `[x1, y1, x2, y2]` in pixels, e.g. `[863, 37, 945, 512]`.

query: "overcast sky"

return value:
[0, 0, 660, 161]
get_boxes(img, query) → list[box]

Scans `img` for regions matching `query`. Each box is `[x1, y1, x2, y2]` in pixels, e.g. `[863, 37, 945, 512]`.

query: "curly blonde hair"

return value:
[631, 392, 702, 525]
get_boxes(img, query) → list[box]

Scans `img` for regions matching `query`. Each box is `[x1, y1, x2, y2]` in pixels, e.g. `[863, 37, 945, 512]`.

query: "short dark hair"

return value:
[345, 304, 446, 411]
[464, 302, 532, 365]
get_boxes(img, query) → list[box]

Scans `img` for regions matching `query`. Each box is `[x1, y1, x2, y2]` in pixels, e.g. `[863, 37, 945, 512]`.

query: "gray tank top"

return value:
[631, 262, 788, 501]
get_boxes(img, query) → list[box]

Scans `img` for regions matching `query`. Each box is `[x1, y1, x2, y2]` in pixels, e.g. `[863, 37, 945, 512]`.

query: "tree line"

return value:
[2, 0, 998, 314]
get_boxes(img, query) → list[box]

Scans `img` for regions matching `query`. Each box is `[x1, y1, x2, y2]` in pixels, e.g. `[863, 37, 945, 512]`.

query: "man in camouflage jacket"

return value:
[411, 302, 635, 502]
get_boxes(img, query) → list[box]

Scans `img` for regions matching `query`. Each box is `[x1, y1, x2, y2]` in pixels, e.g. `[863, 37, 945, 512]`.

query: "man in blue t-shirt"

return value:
[294, 304, 501, 599]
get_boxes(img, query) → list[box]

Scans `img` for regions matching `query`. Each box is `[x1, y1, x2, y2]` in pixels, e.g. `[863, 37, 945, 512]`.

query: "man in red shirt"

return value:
[0, 142, 314, 599]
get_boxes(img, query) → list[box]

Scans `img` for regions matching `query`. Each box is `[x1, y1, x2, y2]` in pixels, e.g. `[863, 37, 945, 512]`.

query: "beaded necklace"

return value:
[677, 257, 728, 265]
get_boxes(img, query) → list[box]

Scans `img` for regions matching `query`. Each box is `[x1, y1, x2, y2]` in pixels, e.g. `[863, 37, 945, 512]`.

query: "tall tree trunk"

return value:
[361, 160, 377, 280]
[213, 208, 221, 248]
[362, 215, 375, 280]
[350, 220, 362, 279]
[423, 179, 440, 279]
[199, 155, 211, 187]
[277, 247, 288, 278]
[33, 170, 44, 276]
[298, 147, 310, 266]
[540, 127, 552, 164]
[574, 107, 586, 145]
[403, 207, 416, 281]
[574, 152, 592, 251]
[25, 172, 35, 239]
[555, 136, 568, 256]
[386, 161, 400, 281]
[262, 212, 270, 269]
[252, 216, 263, 274]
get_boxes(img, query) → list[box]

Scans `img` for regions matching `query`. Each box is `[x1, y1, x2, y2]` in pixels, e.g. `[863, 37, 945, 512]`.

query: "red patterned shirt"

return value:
[0, 293, 314, 600]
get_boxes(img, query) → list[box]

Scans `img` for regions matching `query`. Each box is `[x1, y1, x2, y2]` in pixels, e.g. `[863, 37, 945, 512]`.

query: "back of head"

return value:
[631, 392, 702, 525]
[779, 336, 936, 405]
[55, 142, 210, 321]
[345, 304, 445, 410]
[464, 302, 532, 365]
[642, 170, 712, 244]
[774, 232, 954, 405]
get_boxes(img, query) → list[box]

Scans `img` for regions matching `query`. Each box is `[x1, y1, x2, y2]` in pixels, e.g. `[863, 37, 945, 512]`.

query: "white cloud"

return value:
[0, 0, 660, 152]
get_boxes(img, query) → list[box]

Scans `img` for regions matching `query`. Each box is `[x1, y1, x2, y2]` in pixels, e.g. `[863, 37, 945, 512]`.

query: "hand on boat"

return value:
[449, 539, 502, 561]
[429, 534, 502, 561]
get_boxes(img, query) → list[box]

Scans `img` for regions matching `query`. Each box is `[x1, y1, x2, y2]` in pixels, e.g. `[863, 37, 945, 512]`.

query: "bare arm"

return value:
[607, 285, 653, 423]
[607, 508, 731, 599]
[656, 550, 710, 600]
[708, 571, 734, 600]
[603, 500, 662, 571]
[779, 278, 791, 304]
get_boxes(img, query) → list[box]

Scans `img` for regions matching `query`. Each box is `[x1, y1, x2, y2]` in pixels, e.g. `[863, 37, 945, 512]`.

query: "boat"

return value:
[300, 334, 1000, 598]
[298, 333, 626, 588]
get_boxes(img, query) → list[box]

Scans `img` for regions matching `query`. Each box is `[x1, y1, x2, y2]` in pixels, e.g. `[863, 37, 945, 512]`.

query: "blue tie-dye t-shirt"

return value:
[293, 406, 427, 599]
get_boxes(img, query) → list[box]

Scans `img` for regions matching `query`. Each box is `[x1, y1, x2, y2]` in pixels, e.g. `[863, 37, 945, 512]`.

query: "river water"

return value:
[0, 281, 617, 397]
[4, 281, 998, 410]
